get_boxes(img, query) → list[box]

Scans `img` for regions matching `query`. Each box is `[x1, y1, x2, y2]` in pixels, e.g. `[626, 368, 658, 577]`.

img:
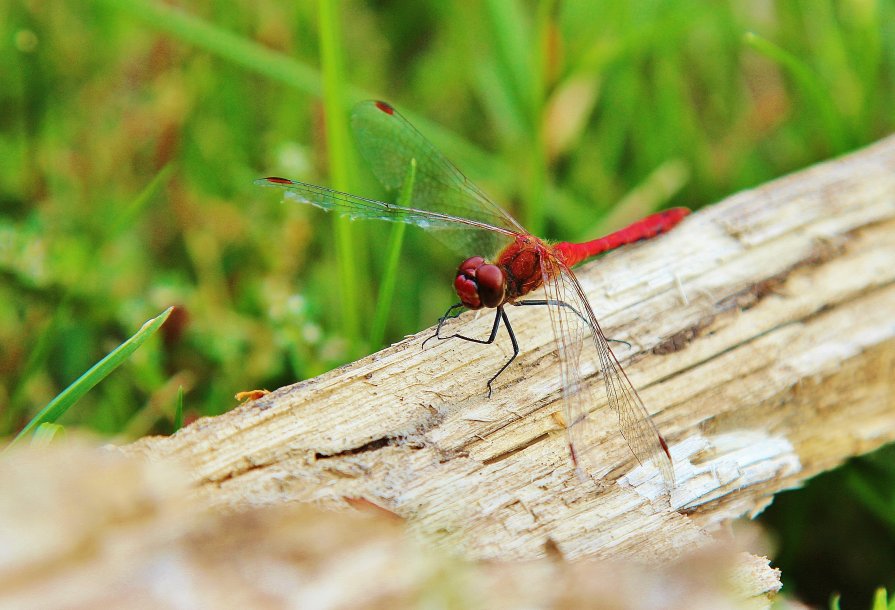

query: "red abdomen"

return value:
[555, 207, 689, 267]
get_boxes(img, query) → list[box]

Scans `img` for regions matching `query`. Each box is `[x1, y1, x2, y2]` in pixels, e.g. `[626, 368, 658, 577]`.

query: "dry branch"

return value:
[128, 136, 894, 565]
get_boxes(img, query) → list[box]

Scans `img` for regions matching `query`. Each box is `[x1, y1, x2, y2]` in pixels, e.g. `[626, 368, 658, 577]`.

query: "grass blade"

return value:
[9, 307, 174, 448]
[871, 588, 888, 610]
[318, 0, 362, 350]
[173, 385, 184, 432]
[369, 159, 415, 348]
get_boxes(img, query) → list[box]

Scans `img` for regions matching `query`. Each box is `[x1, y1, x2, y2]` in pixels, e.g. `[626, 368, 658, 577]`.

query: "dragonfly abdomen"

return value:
[556, 207, 690, 267]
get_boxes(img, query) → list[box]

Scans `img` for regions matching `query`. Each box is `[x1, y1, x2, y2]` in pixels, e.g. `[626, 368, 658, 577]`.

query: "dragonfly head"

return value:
[454, 256, 506, 310]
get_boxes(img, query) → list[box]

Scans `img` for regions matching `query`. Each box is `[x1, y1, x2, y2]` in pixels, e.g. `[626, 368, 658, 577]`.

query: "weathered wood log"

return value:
[128, 134, 895, 562]
[5, 135, 895, 608]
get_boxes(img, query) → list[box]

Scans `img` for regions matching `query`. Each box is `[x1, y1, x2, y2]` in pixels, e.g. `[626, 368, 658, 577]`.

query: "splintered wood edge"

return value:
[124, 136, 895, 574]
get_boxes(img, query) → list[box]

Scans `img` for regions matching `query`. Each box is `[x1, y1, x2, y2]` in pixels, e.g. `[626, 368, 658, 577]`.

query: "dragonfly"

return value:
[257, 100, 688, 489]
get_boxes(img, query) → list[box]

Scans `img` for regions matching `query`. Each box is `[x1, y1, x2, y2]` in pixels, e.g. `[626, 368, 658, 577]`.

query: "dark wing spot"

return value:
[374, 101, 395, 115]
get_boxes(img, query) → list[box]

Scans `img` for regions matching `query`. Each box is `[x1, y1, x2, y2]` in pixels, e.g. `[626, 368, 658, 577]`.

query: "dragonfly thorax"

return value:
[454, 256, 506, 310]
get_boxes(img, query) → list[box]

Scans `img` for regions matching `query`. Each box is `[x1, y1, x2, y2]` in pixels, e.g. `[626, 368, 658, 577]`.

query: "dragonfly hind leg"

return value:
[514, 298, 591, 327]
[514, 299, 632, 349]
[423, 304, 519, 398]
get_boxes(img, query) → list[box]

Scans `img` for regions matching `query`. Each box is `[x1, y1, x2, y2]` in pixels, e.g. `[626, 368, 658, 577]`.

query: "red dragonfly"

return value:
[257, 100, 688, 489]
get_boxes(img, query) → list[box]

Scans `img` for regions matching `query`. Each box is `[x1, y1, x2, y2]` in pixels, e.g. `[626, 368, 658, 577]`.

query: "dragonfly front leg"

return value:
[421, 302, 465, 350]
[423, 305, 519, 398]
[424, 303, 501, 349]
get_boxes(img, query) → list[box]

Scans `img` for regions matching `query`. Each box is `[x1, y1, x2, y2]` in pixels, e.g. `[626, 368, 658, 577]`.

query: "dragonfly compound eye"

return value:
[454, 257, 506, 310]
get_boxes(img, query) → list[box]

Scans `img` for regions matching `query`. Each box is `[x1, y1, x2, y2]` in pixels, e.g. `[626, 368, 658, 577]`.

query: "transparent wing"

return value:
[538, 250, 675, 490]
[255, 177, 517, 249]
[350, 100, 526, 258]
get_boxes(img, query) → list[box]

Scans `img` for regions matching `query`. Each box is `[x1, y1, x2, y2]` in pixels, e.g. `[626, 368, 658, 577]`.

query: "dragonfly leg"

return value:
[485, 308, 519, 398]
[424, 304, 503, 352]
[514, 299, 590, 328]
[421, 302, 465, 350]
[513, 299, 631, 349]
[423, 305, 519, 398]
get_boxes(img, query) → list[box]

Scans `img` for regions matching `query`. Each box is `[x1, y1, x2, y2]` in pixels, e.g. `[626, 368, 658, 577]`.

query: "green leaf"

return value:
[9, 307, 174, 448]
[319, 0, 362, 351]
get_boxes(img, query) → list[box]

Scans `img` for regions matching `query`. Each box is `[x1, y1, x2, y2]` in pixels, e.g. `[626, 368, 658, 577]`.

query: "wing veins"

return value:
[256, 178, 517, 237]
[539, 252, 675, 489]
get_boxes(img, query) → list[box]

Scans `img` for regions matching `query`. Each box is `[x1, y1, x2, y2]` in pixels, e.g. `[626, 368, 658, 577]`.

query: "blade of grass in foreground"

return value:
[8, 307, 174, 448]
[30, 423, 66, 448]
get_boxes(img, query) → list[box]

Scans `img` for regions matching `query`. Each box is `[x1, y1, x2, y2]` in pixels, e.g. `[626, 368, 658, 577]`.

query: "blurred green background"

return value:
[1, 0, 894, 606]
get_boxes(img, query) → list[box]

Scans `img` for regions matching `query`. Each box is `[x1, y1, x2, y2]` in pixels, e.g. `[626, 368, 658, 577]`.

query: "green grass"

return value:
[369, 159, 414, 349]
[8, 307, 173, 447]
[831, 586, 895, 610]
[319, 0, 363, 353]
[2, 0, 894, 604]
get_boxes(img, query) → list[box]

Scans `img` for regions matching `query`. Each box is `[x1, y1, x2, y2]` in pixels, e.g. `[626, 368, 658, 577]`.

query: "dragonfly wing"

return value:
[351, 101, 526, 258]
[538, 251, 675, 490]
[256, 177, 516, 248]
